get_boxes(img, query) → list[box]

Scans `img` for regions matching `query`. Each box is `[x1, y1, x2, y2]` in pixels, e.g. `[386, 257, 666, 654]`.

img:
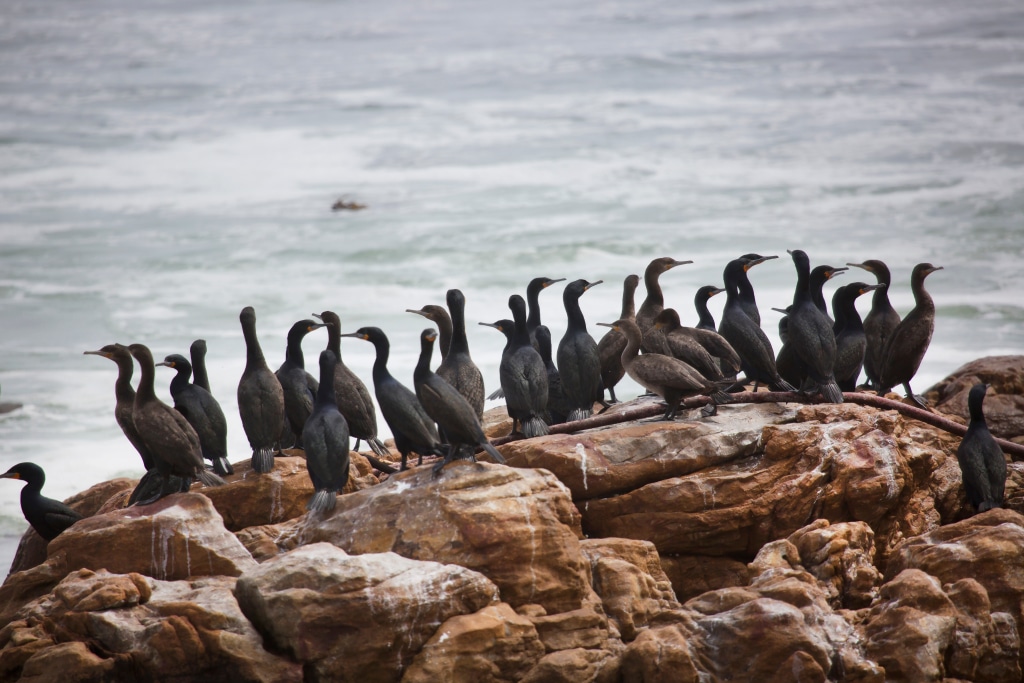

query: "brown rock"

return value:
[659, 554, 751, 603]
[787, 519, 883, 609]
[520, 647, 622, 683]
[927, 356, 1024, 440]
[528, 601, 611, 652]
[0, 554, 69, 629]
[281, 462, 591, 614]
[199, 456, 316, 531]
[0, 568, 301, 682]
[8, 477, 138, 576]
[619, 623, 701, 683]
[579, 538, 679, 640]
[401, 603, 545, 683]
[234, 542, 499, 683]
[46, 492, 256, 582]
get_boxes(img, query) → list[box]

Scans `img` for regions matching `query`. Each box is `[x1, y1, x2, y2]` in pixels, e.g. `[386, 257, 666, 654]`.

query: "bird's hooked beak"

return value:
[860, 284, 885, 295]
[584, 280, 603, 291]
[543, 278, 566, 288]
[0, 470, 21, 480]
[667, 260, 693, 270]
[155, 361, 175, 368]
[708, 288, 725, 298]
[826, 267, 849, 280]
[749, 255, 778, 267]
[478, 322, 504, 332]
[83, 350, 111, 359]
[424, 331, 437, 343]
[928, 265, 944, 275]
[771, 307, 789, 315]
[340, 332, 369, 341]
[307, 323, 328, 333]
[847, 262, 872, 272]
[596, 322, 618, 330]
[406, 308, 429, 318]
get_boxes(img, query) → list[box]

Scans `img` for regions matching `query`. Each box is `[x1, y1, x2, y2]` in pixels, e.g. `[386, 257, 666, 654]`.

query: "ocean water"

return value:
[1, 0, 1022, 573]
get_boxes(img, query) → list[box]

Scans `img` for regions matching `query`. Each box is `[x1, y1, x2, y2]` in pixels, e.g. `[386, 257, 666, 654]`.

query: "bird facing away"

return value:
[303, 350, 351, 512]
[0, 462, 83, 541]
[158, 354, 233, 476]
[597, 274, 640, 403]
[275, 319, 327, 448]
[128, 343, 225, 503]
[877, 263, 943, 407]
[481, 295, 549, 438]
[847, 259, 901, 389]
[694, 285, 725, 331]
[557, 279, 603, 422]
[597, 318, 733, 420]
[526, 276, 566, 349]
[831, 282, 884, 392]
[406, 304, 453, 361]
[784, 250, 844, 403]
[189, 339, 210, 393]
[957, 383, 1006, 513]
[438, 288, 486, 418]
[719, 258, 795, 392]
[237, 306, 286, 474]
[636, 257, 692, 332]
[342, 326, 443, 470]
[413, 329, 506, 475]
[314, 310, 389, 461]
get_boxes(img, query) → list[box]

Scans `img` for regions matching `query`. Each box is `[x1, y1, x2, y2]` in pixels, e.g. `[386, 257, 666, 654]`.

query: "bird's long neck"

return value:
[135, 354, 157, 403]
[911, 272, 935, 313]
[564, 294, 588, 333]
[370, 338, 392, 384]
[737, 272, 756, 307]
[793, 261, 811, 306]
[527, 287, 543, 330]
[620, 324, 642, 365]
[285, 335, 306, 369]
[169, 367, 192, 396]
[325, 322, 342, 360]
[316, 360, 337, 407]
[872, 266, 893, 311]
[969, 392, 987, 423]
[696, 298, 715, 330]
[643, 269, 664, 308]
[191, 354, 209, 392]
[448, 299, 470, 357]
[242, 319, 267, 368]
[414, 337, 434, 385]
[114, 356, 136, 405]
[621, 281, 638, 320]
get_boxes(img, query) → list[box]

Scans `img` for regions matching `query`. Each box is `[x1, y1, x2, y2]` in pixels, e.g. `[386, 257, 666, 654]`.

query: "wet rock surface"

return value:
[1, 356, 1022, 681]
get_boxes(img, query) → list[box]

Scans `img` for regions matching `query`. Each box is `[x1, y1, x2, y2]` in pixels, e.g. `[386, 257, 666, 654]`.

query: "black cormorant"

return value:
[526, 276, 566, 349]
[341, 327, 443, 470]
[313, 310, 390, 462]
[736, 254, 778, 326]
[0, 463, 83, 541]
[535, 325, 570, 425]
[413, 329, 505, 475]
[718, 259, 795, 392]
[597, 319, 732, 419]
[438, 289, 485, 418]
[847, 259, 901, 389]
[597, 274, 640, 403]
[189, 339, 210, 393]
[237, 306, 286, 474]
[636, 257, 692, 332]
[303, 350, 350, 512]
[877, 263, 943, 407]
[128, 343, 225, 502]
[831, 282, 883, 391]
[557, 279, 603, 421]
[158, 354, 232, 476]
[481, 295, 549, 438]
[785, 250, 843, 403]
[957, 383, 1006, 512]
[694, 285, 725, 331]
[406, 304, 452, 360]
[275, 319, 327, 448]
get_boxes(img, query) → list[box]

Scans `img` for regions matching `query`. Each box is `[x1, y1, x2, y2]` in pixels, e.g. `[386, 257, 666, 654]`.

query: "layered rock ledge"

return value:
[1, 356, 1022, 682]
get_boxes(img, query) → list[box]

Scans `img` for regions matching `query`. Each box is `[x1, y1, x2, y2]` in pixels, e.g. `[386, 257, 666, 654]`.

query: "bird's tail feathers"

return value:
[251, 448, 276, 474]
[521, 416, 550, 439]
[197, 470, 226, 488]
[566, 408, 593, 422]
[820, 380, 844, 404]
[368, 437, 391, 459]
[482, 442, 506, 464]
[364, 453, 397, 474]
[306, 489, 338, 513]
[771, 378, 798, 392]
[212, 457, 234, 477]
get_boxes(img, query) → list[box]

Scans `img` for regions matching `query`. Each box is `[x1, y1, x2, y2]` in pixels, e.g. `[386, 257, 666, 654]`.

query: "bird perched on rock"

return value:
[831, 282, 884, 391]
[558, 279, 603, 422]
[128, 343, 225, 503]
[784, 250, 844, 403]
[413, 329, 505, 475]
[276, 319, 327, 448]
[303, 350, 350, 512]
[636, 257, 692, 332]
[598, 318, 733, 419]
[237, 307, 286, 474]
[342, 326, 444, 470]
[158, 354, 233, 476]
[438, 289, 486, 418]
[645, 309, 724, 381]
[597, 274, 640, 403]
[957, 383, 1006, 513]
[1, 462, 83, 541]
[847, 259, 900, 390]
[877, 263, 943, 408]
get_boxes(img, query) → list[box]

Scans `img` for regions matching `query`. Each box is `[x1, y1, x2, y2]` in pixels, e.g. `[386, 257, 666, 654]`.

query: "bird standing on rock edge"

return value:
[557, 279, 603, 422]
[158, 354, 233, 476]
[237, 307, 286, 474]
[0, 462, 83, 541]
[303, 350, 350, 513]
[956, 382, 1006, 513]
[877, 263, 943, 408]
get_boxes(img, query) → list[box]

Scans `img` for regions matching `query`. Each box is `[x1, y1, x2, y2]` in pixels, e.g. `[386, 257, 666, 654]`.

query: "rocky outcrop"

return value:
[927, 356, 1024, 442]
[0, 568, 301, 682]
[234, 542, 498, 683]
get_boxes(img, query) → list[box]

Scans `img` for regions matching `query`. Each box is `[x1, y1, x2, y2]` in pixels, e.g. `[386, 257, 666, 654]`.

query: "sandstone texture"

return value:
[0, 355, 1020, 681]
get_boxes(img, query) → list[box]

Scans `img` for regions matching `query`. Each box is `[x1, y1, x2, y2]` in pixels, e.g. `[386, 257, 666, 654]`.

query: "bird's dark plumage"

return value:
[831, 283, 883, 391]
[735, 253, 778, 326]
[957, 383, 1006, 513]
[343, 327, 443, 470]
[597, 274, 640, 403]
[0, 463, 83, 541]
[438, 289, 485, 418]
[535, 325, 570, 425]
[275, 319, 327, 448]
[303, 350, 350, 512]
[483, 295, 549, 438]
[645, 309, 725, 381]
[847, 259, 901, 389]
[719, 259, 795, 392]
[189, 339, 210, 393]
[557, 279, 603, 421]
[237, 307, 286, 473]
[877, 263, 943, 407]
[598, 319, 733, 420]
[694, 285, 725, 332]
[158, 354, 232, 476]
[314, 310, 390, 462]
[128, 343, 224, 503]
[414, 329, 505, 475]
[784, 251, 844, 403]
[84, 343, 155, 471]
[636, 257, 692, 332]
[526, 276, 566, 350]
[407, 305, 452, 360]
